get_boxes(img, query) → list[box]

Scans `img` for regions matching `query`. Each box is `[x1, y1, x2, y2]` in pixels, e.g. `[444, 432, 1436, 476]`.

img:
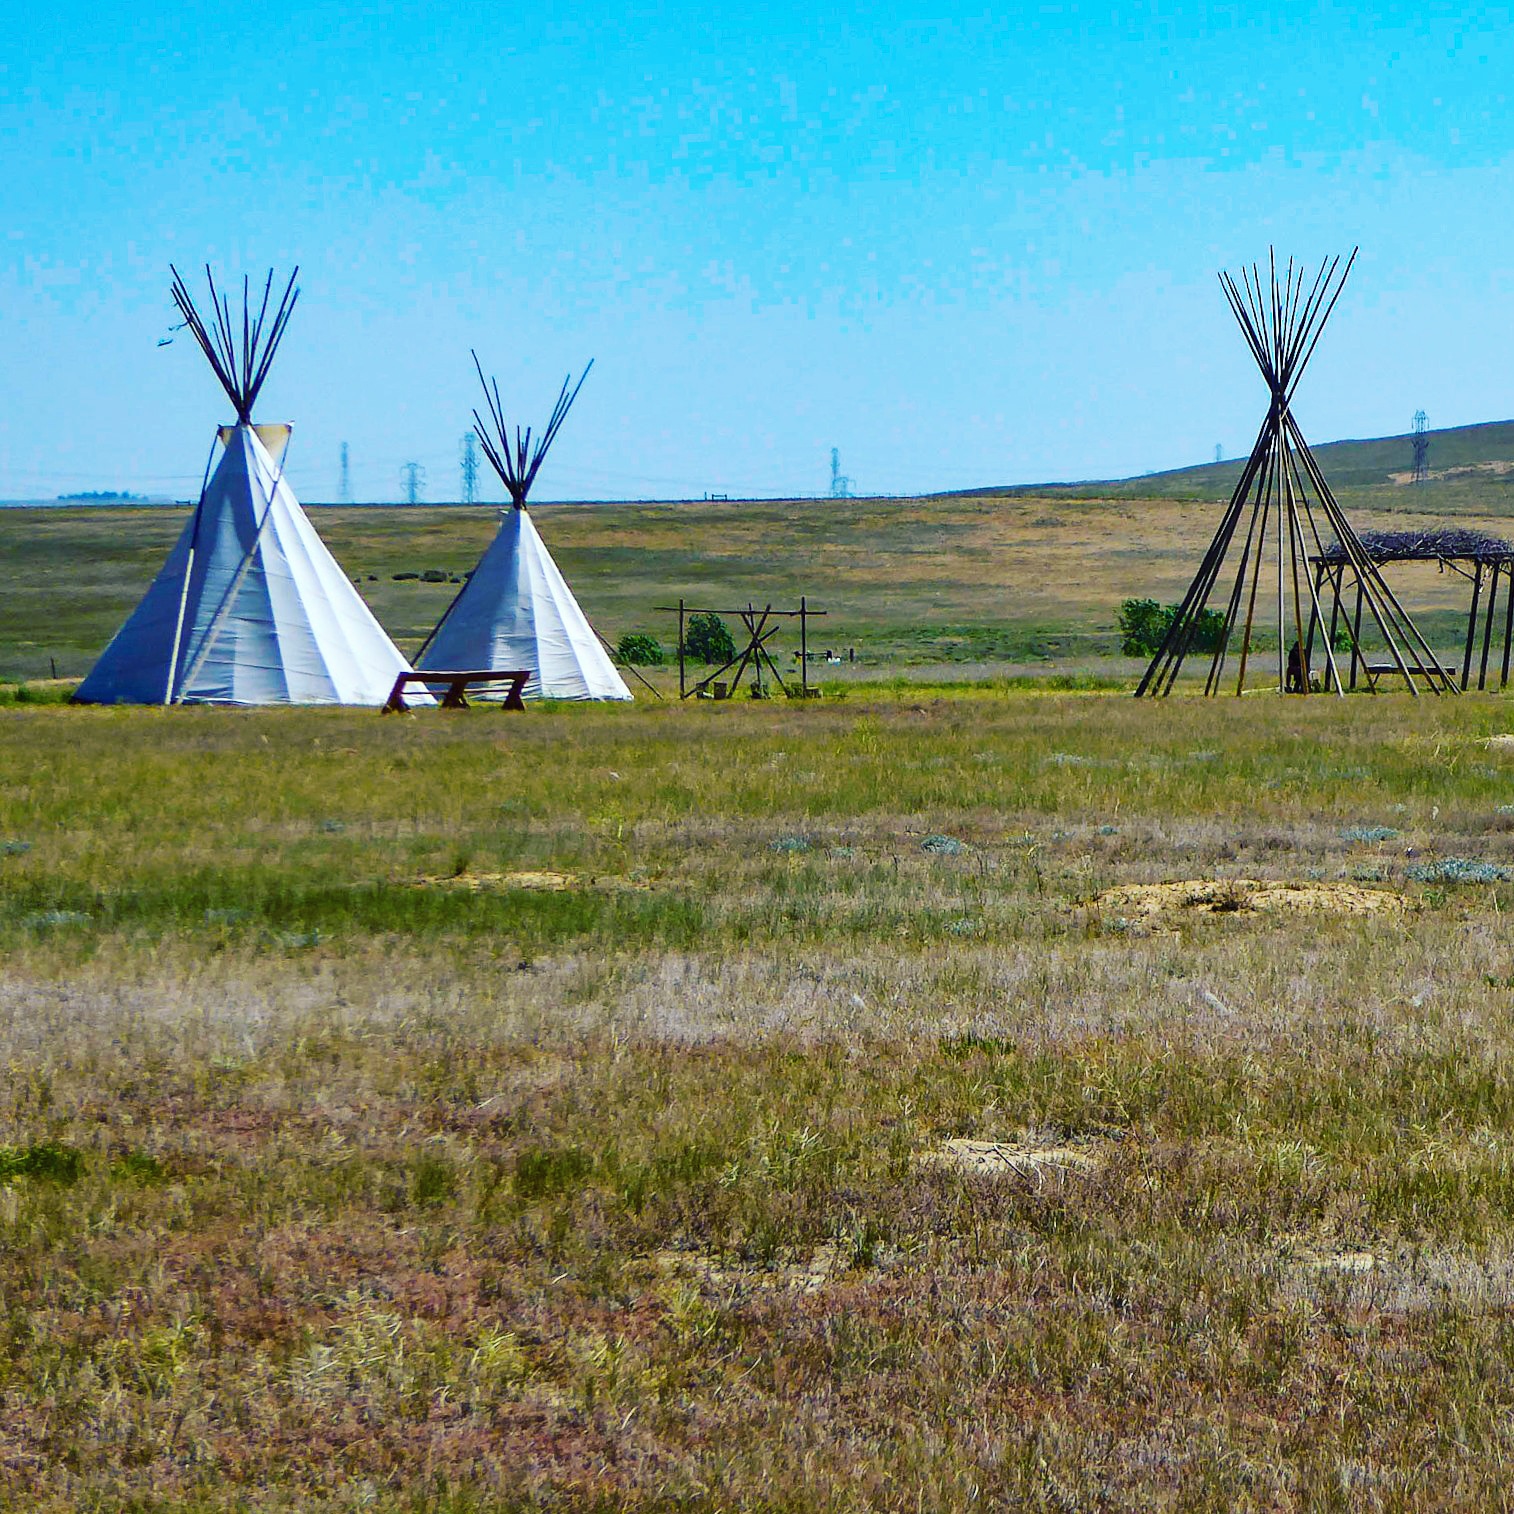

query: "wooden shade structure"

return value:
[1312, 529, 1514, 692]
[1137, 251, 1453, 697]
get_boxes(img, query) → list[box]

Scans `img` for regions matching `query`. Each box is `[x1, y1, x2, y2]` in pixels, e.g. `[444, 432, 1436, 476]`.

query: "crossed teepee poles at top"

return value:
[1137, 250, 1455, 697]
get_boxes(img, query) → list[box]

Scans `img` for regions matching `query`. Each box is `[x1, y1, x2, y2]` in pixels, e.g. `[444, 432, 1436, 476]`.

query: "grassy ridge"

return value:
[1023, 417, 1514, 524]
[5, 694, 1514, 1505]
[7, 487, 1514, 684]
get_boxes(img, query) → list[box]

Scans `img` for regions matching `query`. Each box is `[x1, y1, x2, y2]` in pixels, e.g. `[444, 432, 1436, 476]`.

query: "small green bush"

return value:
[0, 1141, 84, 1185]
[112, 1150, 168, 1185]
[411, 1150, 457, 1206]
[682, 612, 736, 666]
[1119, 599, 1227, 657]
[1118, 599, 1168, 657]
[614, 633, 665, 666]
[515, 1144, 593, 1199]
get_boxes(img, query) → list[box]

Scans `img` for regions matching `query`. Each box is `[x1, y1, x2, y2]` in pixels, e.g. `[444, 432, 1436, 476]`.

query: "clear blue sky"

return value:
[2, 2, 1511, 501]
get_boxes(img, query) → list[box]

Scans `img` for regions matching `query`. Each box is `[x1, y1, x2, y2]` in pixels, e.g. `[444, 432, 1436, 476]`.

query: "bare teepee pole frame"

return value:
[1136, 249, 1454, 697]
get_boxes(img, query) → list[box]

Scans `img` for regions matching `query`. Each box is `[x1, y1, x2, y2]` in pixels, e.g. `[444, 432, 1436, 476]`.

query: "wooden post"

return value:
[800, 595, 808, 696]
[1480, 561, 1500, 690]
[1326, 560, 1343, 674]
[1350, 571, 1365, 691]
[1234, 484, 1271, 696]
[1266, 439, 1286, 692]
[165, 539, 197, 704]
[1502, 560, 1514, 689]
[1463, 561, 1484, 691]
[678, 598, 685, 699]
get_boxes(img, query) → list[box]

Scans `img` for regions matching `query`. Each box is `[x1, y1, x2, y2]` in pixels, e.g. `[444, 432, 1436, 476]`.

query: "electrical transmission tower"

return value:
[829, 447, 853, 499]
[1412, 410, 1429, 485]
[460, 433, 479, 505]
[338, 442, 351, 504]
[401, 461, 426, 505]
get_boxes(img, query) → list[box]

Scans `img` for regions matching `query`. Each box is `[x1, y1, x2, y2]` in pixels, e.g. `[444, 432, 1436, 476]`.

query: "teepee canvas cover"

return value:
[76, 425, 416, 705]
[419, 505, 631, 700]
[416, 354, 631, 701]
[75, 266, 418, 707]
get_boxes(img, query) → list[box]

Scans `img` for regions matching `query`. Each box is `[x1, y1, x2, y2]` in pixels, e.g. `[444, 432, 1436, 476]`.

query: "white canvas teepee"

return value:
[416, 353, 631, 702]
[418, 506, 631, 701]
[76, 426, 417, 705]
[75, 266, 419, 707]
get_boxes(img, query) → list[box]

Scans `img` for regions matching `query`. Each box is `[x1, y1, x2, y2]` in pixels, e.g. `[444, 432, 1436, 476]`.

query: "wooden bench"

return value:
[382, 669, 530, 713]
[1362, 663, 1458, 681]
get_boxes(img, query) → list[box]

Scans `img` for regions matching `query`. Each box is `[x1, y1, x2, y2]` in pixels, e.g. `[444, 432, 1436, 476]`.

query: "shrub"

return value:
[921, 834, 966, 855]
[682, 612, 736, 666]
[515, 1144, 593, 1199]
[411, 1150, 457, 1206]
[1406, 858, 1511, 885]
[1118, 599, 1168, 657]
[0, 1141, 84, 1185]
[1341, 826, 1399, 843]
[112, 1150, 167, 1184]
[614, 633, 665, 666]
[1119, 599, 1227, 657]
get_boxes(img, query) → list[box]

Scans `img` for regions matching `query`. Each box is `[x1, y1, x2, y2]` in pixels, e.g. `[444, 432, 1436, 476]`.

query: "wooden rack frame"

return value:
[658, 598, 826, 699]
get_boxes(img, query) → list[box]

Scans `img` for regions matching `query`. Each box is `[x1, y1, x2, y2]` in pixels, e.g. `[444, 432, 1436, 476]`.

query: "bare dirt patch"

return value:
[1094, 878, 1405, 920]
[415, 869, 650, 893]
[645, 1242, 851, 1295]
[920, 1139, 1102, 1182]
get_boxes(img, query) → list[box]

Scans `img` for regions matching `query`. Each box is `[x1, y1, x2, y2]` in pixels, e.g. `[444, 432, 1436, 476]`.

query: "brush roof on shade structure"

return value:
[416, 353, 633, 702]
[74, 266, 423, 707]
[1136, 248, 1453, 698]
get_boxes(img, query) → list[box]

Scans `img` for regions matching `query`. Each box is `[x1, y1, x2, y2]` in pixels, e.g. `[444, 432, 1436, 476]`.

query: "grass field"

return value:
[1, 487, 1509, 685]
[7, 465, 1514, 1507]
[5, 691, 1514, 1507]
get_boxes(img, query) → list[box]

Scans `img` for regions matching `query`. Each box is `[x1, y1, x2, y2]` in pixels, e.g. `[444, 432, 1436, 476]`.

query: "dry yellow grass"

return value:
[4, 491, 1507, 680]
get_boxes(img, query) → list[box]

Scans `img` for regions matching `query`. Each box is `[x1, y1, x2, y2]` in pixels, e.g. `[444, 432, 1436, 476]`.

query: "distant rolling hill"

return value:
[1003, 419, 1514, 517]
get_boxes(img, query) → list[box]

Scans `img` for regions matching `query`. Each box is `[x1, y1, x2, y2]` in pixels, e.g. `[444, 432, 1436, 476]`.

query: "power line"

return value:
[400, 461, 426, 505]
[460, 434, 479, 505]
[829, 446, 853, 498]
